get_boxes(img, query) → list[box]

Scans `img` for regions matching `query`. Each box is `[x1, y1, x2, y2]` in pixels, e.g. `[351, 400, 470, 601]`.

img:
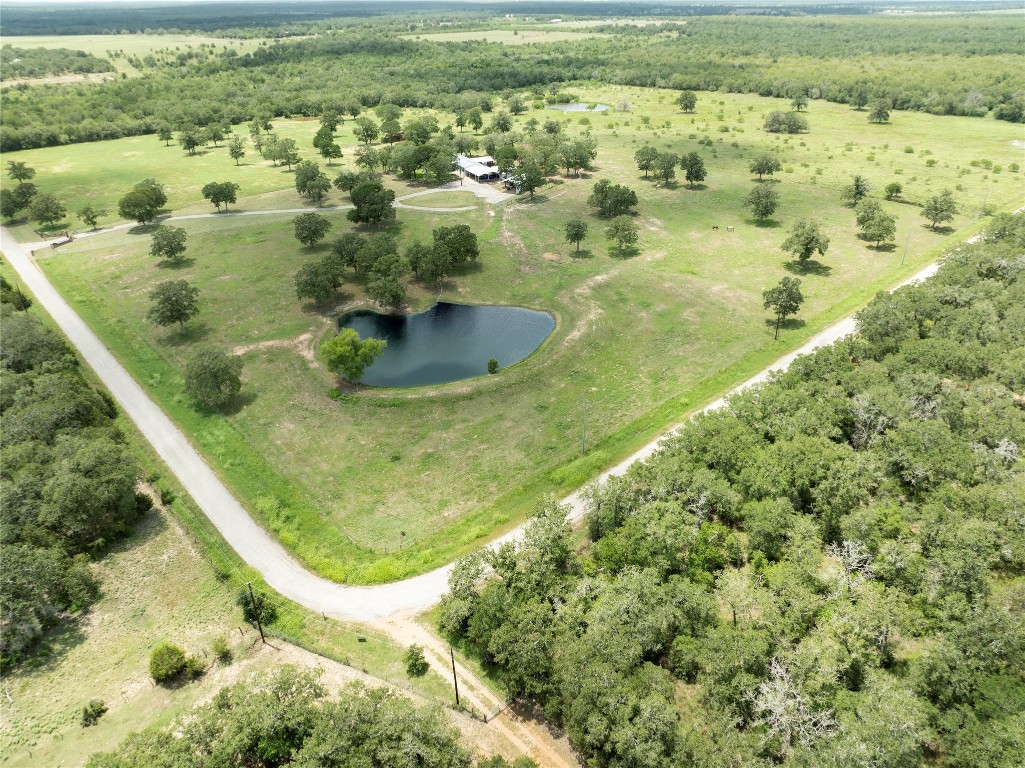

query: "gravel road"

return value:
[0, 225, 945, 621]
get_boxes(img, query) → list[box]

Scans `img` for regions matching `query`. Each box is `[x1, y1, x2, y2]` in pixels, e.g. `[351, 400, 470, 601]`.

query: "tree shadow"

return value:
[928, 225, 955, 236]
[127, 222, 161, 235]
[784, 259, 833, 276]
[35, 222, 72, 236]
[685, 183, 708, 191]
[160, 321, 213, 346]
[571, 248, 594, 259]
[454, 260, 484, 275]
[610, 245, 640, 259]
[765, 317, 807, 333]
[521, 194, 552, 204]
[197, 390, 258, 417]
[654, 180, 680, 191]
[749, 218, 781, 228]
[158, 257, 197, 270]
[868, 242, 898, 253]
[507, 698, 566, 742]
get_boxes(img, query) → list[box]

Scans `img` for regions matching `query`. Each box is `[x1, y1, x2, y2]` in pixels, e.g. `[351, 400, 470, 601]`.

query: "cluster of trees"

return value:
[0, 45, 113, 80]
[634, 146, 707, 187]
[295, 223, 480, 310]
[0, 160, 74, 230]
[763, 110, 808, 134]
[0, 283, 148, 664]
[2, 13, 1022, 151]
[440, 212, 1025, 768]
[86, 664, 533, 768]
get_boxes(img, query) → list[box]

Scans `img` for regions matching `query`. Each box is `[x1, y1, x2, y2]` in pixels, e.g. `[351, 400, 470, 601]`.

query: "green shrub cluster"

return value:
[87, 666, 502, 767]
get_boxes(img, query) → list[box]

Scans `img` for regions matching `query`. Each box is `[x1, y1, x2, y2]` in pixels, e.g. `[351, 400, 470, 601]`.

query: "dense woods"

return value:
[0, 280, 146, 665]
[440, 214, 1025, 768]
[85, 665, 532, 768]
[2, 12, 1023, 151]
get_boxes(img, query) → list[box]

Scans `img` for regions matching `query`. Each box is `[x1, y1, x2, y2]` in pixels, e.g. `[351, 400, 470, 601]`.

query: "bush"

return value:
[149, 642, 187, 683]
[236, 586, 278, 626]
[404, 644, 429, 677]
[135, 491, 154, 514]
[669, 635, 701, 683]
[211, 634, 232, 664]
[81, 699, 108, 727]
[487, 358, 499, 375]
[184, 655, 206, 677]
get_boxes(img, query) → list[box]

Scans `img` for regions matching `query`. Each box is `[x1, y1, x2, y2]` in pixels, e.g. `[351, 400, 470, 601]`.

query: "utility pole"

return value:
[246, 582, 265, 644]
[581, 398, 588, 455]
[900, 231, 911, 265]
[449, 647, 460, 706]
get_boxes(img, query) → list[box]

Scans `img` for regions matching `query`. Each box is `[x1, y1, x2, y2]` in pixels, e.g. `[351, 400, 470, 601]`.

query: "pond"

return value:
[338, 302, 555, 387]
[546, 102, 610, 112]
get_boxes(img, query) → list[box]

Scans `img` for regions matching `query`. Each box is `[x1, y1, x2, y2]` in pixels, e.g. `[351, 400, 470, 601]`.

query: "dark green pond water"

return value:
[339, 302, 554, 387]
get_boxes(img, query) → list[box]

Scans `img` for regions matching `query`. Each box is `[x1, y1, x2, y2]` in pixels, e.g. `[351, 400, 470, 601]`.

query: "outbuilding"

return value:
[456, 155, 500, 182]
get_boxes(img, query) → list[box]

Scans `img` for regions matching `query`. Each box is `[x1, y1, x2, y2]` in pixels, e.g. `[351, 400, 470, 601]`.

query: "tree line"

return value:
[85, 664, 536, 768]
[2, 12, 1022, 151]
[439, 213, 1025, 768]
[0, 280, 150, 666]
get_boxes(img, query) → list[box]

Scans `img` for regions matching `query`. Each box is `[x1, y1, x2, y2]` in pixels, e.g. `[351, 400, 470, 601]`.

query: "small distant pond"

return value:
[546, 102, 610, 112]
[338, 302, 555, 387]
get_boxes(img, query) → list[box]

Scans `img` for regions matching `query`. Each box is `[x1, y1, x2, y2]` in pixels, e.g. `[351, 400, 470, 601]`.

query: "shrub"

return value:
[669, 635, 701, 683]
[487, 358, 499, 375]
[236, 586, 278, 626]
[150, 642, 187, 683]
[135, 491, 154, 514]
[211, 634, 232, 664]
[405, 644, 430, 677]
[81, 699, 108, 727]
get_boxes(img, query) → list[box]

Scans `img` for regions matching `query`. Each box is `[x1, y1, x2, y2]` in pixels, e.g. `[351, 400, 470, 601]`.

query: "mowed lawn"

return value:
[27, 88, 1025, 583]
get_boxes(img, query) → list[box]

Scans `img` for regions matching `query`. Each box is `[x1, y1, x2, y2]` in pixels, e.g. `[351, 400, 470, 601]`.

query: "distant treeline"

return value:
[0, 1, 894, 37]
[1, 13, 1022, 151]
[0, 45, 113, 81]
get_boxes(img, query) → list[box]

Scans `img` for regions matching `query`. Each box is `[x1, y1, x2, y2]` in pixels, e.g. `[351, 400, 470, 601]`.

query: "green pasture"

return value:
[0, 117, 373, 240]
[25, 87, 1025, 584]
[0, 34, 267, 77]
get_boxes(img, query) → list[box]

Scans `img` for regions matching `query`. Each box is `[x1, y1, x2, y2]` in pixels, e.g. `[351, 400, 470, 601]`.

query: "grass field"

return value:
[0, 34, 267, 78]
[1, 118, 370, 241]
[16, 87, 1025, 584]
[0, 502, 462, 768]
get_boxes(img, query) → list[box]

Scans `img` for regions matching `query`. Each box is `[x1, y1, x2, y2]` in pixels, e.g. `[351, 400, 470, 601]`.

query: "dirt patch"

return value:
[542, 252, 560, 261]
[233, 332, 317, 363]
[563, 271, 614, 346]
[499, 216, 528, 260]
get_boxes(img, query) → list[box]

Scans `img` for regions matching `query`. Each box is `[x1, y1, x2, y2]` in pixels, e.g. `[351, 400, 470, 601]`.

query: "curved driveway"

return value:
[1, 222, 943, 621]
